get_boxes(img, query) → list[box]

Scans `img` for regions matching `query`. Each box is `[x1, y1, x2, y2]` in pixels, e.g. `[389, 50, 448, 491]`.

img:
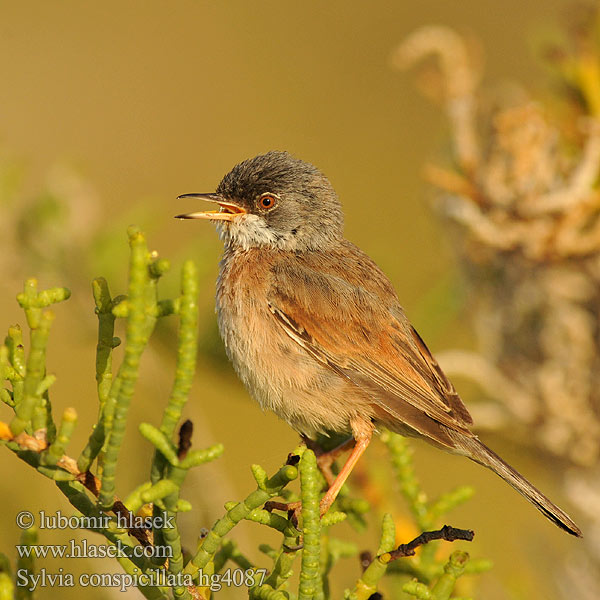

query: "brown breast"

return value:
[214, 246, 375, 436]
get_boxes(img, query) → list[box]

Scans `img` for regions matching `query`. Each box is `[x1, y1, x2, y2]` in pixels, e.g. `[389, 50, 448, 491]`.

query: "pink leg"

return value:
[304, 435, 356, 487]
[266, 420, 373, 520]
[318, 430, 372, 516]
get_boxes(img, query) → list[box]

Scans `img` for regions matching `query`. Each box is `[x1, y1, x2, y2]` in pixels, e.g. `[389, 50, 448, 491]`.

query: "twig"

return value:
[381, 525, 474, 561]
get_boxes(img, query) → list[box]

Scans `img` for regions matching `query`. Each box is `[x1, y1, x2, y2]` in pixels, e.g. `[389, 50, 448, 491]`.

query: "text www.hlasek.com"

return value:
[16, 538, 171, 559]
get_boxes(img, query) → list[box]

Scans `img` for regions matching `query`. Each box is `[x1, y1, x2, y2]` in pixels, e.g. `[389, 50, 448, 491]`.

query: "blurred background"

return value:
[1, 1, 597, 599]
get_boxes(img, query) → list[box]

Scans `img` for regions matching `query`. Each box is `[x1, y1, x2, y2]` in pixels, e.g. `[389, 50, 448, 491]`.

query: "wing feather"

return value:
[268, 243, 473, 437]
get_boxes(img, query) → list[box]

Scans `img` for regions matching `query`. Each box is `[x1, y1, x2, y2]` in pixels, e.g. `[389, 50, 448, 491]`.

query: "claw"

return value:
[263, 499, 302, 527]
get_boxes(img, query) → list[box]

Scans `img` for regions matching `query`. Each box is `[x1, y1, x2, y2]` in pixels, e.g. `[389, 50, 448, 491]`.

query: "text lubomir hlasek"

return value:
[37, 510, 175, 530]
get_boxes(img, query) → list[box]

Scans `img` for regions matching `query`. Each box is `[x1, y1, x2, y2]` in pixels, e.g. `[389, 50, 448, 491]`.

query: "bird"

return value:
[176, 150, 582, 537]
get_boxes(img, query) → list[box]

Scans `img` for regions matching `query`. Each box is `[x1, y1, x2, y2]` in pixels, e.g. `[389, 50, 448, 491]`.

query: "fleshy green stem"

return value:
[251, 584, 289, 600]
[157, 259, 199, 441]
[159, 465, 190, 600]
[298, 449, 322, 600]
[403, 551, 470, 600]
[77, 278, 121, 473]
[348, 514, 396, 600]
[430, 551, 469, 600]
[15, 526, 37, 600]
[185, 464, 298, 577]
[381, 430, 429, 529]
[11, 311, 54, 435]
[42, 407, 77, 467]
[99, 228, 160, 509]
[56, 480, 171, 600]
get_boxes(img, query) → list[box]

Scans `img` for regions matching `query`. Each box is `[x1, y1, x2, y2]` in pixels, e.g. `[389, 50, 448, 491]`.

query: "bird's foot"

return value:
[264, 500, 301, 513]
[317, 494, 335, 518]
[264, 496, 335, 527]
[302, 435, 354, 487]
[264, 433, 363, 526]
[264, 500, 302, 527]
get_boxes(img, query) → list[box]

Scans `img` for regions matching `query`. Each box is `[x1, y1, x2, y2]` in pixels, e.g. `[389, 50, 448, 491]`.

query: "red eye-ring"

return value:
[259, 194, 276, 209]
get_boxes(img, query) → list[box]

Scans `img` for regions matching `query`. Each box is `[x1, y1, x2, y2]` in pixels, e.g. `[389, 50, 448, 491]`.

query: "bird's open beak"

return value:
[175, 193, 247, 222]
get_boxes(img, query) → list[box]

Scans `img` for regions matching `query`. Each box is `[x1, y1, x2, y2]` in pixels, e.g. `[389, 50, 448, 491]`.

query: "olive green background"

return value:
[0, 2, 578, 599]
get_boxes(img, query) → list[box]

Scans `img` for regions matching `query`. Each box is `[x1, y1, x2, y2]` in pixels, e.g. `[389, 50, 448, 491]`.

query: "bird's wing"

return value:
[267, 246, 473, 439]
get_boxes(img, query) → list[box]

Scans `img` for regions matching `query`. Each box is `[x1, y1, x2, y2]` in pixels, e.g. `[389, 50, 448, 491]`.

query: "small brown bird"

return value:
[177, 151, 582, 537]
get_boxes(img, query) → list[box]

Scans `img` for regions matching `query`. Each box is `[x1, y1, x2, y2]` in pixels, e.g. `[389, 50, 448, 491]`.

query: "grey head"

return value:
[176, 151, 344, 251]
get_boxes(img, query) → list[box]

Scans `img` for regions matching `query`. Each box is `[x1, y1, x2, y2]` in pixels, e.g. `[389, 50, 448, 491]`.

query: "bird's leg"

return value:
[265, 422, 373, 523]
[303, 435, 355, 487]
[317, 429, 372, 517]
[264, 436, 354, 515]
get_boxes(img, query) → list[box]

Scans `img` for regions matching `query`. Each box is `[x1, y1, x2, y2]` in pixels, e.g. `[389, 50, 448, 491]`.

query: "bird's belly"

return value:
[216, 296, 367, 437]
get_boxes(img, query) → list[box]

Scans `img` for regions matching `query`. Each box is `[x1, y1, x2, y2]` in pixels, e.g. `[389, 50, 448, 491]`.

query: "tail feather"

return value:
[450, 433, 582, 537]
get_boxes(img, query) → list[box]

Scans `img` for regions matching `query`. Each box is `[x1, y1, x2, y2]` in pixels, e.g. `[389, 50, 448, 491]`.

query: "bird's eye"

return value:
[259, 194, 276, 209]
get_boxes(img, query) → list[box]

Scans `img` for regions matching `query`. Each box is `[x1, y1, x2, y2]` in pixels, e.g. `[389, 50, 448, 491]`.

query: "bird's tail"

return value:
[450, 433, 582, 537]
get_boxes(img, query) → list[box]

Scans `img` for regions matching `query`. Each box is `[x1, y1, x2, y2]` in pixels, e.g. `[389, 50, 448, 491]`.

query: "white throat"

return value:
[216, 214, 296, 251]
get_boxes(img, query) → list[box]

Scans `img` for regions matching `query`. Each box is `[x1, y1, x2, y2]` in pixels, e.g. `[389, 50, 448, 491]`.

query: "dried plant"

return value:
[394, 7, 600, 599]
